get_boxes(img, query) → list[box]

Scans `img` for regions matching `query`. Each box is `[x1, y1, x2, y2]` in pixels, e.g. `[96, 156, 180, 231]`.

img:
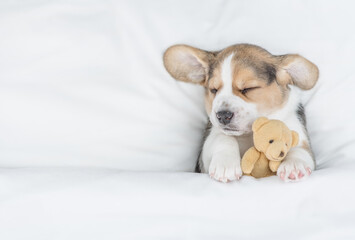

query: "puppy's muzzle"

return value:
[216, 111, 234, 125]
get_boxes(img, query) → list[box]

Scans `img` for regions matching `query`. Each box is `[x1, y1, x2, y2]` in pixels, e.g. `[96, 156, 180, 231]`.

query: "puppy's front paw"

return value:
[277, 157, 313, 182]
[209, 153, 242, 183]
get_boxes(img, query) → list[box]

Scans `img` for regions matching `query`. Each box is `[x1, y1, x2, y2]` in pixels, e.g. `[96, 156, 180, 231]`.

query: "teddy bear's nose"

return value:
[279, 151, 285, 158]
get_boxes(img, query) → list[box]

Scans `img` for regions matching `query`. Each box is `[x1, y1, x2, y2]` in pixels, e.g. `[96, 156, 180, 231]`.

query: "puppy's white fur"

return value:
[210, 54, 258, 136]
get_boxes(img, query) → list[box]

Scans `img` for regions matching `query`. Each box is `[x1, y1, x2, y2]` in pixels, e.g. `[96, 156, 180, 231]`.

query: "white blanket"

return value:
[1, 165, 355, 239]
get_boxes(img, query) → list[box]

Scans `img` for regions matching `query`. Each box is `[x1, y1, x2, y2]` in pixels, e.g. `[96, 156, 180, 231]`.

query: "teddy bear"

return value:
[241, 117, 299, 178]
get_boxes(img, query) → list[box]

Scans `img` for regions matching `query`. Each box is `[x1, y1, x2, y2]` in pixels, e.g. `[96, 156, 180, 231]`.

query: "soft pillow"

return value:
[1, 0, 354, 171]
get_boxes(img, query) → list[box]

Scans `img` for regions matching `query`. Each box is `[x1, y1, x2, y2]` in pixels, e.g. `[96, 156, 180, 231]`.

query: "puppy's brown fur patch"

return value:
[204, 44, 288, 115]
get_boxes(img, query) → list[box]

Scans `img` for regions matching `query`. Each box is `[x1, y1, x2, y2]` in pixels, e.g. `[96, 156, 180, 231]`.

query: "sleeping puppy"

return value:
[163, 44, 318, 182]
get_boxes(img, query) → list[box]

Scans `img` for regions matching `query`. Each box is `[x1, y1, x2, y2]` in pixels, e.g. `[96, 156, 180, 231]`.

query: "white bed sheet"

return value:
[1, 163, 355, 239]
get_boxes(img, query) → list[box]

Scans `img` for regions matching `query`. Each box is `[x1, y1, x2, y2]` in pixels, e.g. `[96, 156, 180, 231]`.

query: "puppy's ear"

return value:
[291, 130, 299, 147]
[276, 54, 319, 90]
[163, 44, 214, 85]
[252, 117, 269, 132]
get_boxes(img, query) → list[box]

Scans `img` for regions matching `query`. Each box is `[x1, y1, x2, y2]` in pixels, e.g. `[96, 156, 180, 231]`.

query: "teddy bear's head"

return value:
[252, 117, 299, 161]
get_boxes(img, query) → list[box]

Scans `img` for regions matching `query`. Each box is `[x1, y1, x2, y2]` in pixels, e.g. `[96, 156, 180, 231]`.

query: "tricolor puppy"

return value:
[163, 44, 319, 183]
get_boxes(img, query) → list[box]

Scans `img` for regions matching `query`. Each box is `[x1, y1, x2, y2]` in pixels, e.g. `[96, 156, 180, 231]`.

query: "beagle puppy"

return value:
[163, 44, 318, 182]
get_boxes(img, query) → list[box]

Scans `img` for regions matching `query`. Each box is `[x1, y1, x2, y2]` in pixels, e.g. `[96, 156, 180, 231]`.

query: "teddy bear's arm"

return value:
[269, 161, 281, 172]
[241, 147, 261, 174]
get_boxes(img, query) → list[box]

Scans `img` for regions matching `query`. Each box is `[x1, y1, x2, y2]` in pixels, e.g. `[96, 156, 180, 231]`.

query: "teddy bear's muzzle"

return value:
[266, 141, 288, 161]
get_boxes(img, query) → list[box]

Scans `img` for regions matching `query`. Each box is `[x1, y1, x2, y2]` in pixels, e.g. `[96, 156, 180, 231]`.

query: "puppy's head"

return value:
[163, 44, 318, 136]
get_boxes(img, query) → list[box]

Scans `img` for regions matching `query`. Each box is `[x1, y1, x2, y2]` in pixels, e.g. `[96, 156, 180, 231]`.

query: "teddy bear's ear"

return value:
[252, 117, 269, 132]
[291, 130, 299, 147]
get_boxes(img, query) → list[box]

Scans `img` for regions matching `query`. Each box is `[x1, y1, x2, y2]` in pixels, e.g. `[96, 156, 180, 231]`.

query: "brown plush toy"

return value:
[241, 117, 299, 178]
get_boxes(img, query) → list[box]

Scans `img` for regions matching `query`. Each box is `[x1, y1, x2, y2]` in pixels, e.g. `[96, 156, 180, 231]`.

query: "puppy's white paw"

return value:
[277, 157, 313, 182]
[209, 153, 242, 183]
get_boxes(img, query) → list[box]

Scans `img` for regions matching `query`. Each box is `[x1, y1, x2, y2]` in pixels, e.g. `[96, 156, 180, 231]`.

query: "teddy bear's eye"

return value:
[269, 140, 274, 144]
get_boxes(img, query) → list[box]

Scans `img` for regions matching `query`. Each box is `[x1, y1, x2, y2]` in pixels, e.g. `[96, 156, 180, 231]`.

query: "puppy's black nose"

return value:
[279, 151, 285, 158]
[216, 111, 234, 125]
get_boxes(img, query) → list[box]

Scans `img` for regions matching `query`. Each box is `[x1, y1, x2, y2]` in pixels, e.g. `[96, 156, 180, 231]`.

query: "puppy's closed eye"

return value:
[240, 87, 260, 95]
[210, 88, 218, 94]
